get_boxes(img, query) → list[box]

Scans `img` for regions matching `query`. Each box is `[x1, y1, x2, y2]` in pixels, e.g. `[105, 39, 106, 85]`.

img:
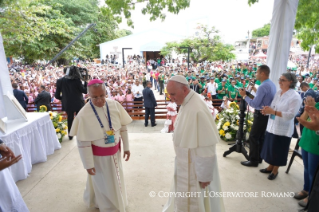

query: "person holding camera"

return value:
[55, 66, 88, 140]
[239, 65, 276, 167]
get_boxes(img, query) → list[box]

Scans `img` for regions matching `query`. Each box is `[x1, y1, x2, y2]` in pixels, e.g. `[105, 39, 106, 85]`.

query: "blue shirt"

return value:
[244, 79, 276, 110]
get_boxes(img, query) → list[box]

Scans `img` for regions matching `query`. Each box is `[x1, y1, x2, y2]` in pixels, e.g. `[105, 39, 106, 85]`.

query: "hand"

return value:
[304, 96, 316, 107]
[123, 151, 130, 161]
[239, 88, 246, 97]
[261, 106, 274, 115]
[199, 181, 210, 189]
[0, 144, 15, 158]
[0, 155, 22, 171]
[297, 106, 319, 131]
[87, 167, 96, 175]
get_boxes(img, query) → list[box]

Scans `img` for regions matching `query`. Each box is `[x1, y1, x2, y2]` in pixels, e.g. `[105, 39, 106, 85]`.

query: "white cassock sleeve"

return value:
[191, 145, 216, 183]
[120, 125, 129, 151]
[77, 140, 94, 169]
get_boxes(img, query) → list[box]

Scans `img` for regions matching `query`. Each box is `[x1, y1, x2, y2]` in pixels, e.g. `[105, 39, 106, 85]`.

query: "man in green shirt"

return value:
[228, 80, 239, 101]
[309, 78, 318, 89]
[199, 76, 206, 93]
[186, 71, 193, 81]
[217, 79, 228, 99]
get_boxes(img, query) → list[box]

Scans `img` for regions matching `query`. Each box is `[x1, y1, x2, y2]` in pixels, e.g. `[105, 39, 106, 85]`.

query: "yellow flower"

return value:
[58, 116, 62, 122]
[39, 105, 47, 111]
[50, 116, 53, 120]
[56, 128, 60, 133]
[229, 102, 236, 107]
[49, 112, 53, 116]
[216, 114, 219, 120]
[248, 120, 253, 125]
[224, 121, 230, 126]
[61, 130, 66, 135]
[64, 126, 68, 130]
[236, 120, 239, 125]
[219, 129, 225, 136]
[229, 102, 239, 109]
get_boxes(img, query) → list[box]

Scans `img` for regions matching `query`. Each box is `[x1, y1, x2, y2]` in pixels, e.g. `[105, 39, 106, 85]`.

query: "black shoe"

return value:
[260, 168, 272, 174]
[241, 161, 258, 167]
[144, 125, 148, 127]
[268, 172, 278, 180]
[68, 136, 73, 140]
[151, 124, 157, 127]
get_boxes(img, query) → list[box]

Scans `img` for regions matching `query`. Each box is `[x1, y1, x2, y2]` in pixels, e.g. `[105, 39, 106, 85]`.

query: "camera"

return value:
[78, 67, 91, 81]
[64, 66, 90, 81]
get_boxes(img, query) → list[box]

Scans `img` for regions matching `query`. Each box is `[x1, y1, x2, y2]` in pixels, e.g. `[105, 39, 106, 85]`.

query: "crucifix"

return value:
[110, 46, 121, 59]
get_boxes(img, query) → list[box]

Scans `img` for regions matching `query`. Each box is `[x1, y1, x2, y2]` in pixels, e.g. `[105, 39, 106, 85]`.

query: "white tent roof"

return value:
[99, 29, 184, 61]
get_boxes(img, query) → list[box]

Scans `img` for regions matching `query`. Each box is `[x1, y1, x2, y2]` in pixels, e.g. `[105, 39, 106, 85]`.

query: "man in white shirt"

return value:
[132, 80, 144, 116]
[206, 77, 218, 99]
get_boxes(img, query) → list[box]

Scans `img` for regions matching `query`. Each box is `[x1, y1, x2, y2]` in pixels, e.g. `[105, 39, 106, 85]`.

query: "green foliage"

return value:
[116, 29, 133, 38]
[295, 0, 319, 53]
[248, 0, 259, 6]
[252, 23, 270, 38]
[104, 0, 190, 27]
[160, 25, 235, 62]
[0, 0, 123, 63]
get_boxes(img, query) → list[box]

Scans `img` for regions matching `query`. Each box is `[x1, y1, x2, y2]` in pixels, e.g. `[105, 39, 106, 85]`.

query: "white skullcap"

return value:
[169, 75, 188, 85]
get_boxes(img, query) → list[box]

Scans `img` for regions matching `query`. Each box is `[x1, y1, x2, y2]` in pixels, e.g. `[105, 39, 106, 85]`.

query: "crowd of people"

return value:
[3, 53, 319, 211]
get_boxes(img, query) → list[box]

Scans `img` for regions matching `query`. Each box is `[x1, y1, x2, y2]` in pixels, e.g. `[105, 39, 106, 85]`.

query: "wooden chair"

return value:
[286, 138, 302, 174]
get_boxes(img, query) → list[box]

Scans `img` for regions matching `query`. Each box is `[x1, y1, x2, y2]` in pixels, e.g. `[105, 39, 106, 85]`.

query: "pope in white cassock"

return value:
[70, 79, 132, 212]
[163, 76, 225, 212]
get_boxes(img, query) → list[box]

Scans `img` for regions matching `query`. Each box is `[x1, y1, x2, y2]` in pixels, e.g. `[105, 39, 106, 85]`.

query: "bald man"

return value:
[163, 76, 225, 212]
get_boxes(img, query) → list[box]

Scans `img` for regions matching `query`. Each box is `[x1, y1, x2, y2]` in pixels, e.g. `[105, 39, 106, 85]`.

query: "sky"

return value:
[100, 0, 274, 44]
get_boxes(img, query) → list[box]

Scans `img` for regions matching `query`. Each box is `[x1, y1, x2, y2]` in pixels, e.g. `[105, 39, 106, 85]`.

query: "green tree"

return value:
[160, 25, 235, 62]
[295, 0, 319, 53]
[104, 0, 190, 27]
[252, 23, 270, 37]
[116, 29, 133, 38]
[0, 0, 122, 63]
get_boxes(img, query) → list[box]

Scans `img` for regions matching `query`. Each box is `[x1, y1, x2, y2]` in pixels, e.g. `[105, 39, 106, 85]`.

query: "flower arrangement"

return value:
[216, 102, 254, 141]
[49, 111, 68, 143]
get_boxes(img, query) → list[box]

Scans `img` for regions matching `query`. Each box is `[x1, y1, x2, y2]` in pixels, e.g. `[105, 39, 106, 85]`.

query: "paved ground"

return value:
[16, 122, 305, 212]
[16, 86, 306, 212]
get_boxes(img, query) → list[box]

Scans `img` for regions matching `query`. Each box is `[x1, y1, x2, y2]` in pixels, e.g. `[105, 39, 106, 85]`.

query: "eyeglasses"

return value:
[91, 96, 106, 101]
[278, 78, 288, 82]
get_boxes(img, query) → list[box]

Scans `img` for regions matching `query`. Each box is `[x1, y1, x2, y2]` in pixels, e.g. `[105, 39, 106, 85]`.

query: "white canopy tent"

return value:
[99, 29, 184, 65]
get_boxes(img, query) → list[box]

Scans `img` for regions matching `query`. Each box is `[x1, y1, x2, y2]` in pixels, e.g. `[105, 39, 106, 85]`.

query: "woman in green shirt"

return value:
[294, 98, 319, 207]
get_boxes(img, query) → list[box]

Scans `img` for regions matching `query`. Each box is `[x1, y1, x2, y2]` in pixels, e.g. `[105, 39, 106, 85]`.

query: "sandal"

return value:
[294, 190, 308, 200]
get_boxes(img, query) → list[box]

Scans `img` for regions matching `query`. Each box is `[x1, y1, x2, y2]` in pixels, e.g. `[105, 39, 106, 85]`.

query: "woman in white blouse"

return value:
[260, 73, 302, 180]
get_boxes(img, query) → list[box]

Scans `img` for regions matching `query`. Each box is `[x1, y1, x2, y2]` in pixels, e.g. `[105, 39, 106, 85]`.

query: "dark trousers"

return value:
[159, 81, 164, 95]
[248, 110, 269, 162]
[302, 148, 319, 193]
[66, 110, 80, 133]
[134, 97, 143, 116]
[145, 107, 155, 126]
[211, 95, 217, 99]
